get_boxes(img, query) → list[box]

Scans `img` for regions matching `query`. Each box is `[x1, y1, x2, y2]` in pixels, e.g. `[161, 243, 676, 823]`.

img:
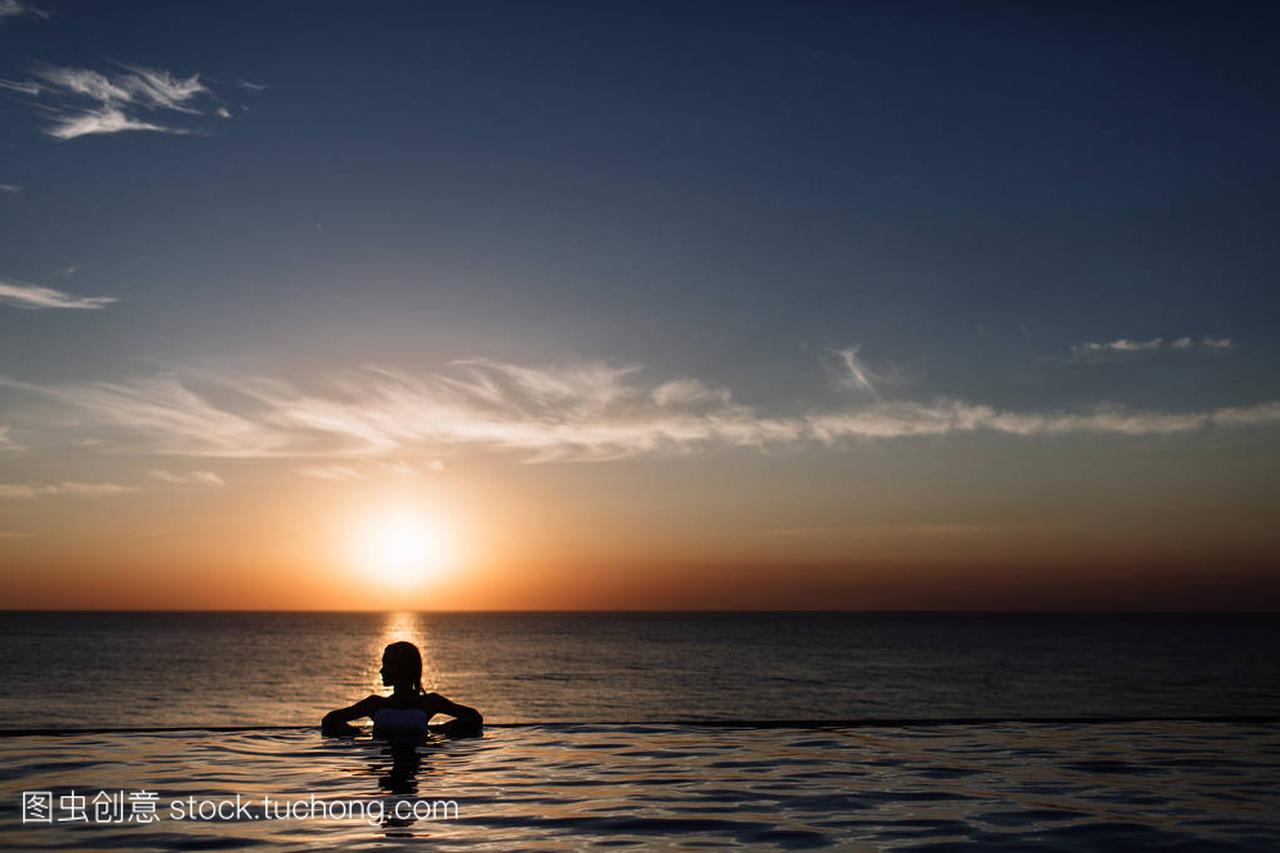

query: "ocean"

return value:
[1, 611, 1278, 849]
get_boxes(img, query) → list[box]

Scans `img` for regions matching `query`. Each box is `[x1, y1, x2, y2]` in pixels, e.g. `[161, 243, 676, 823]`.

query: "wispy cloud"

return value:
[651, 378, 732, 407]
[149, 469, 224, 487]
[301, 458, 443, 480]
[46, 108, 175, 141]
[804, 401, 1278, 440]
[0, 0, 47, 23]
[4, 359, 1279, 464]
[1071, 337, 1164, 359]
[1, 374, 273, 456]
[54, 481, 138, 496]
[1176, 335, 1233, 350]
[0, 184, 21, 194]
[1071, 335, 1234, 360]
[300, 465, 366, 481]
[0, 277, 115, 309]
[0, 78, 41, 94]
[828, 345, 886, 400]
[3, 63, 228, 139]
[0, 481, 138, 499]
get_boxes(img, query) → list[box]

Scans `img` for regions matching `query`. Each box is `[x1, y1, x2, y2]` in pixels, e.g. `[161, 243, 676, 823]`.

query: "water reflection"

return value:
[338, 735, 441, 836]
[374, 739, 426, 834]
[370, 739, 426, 796]
[1, 722, 1278, 849]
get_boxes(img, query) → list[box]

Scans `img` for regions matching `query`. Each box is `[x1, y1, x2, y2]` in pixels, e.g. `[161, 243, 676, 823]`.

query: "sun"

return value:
[354, 510, 455, 588]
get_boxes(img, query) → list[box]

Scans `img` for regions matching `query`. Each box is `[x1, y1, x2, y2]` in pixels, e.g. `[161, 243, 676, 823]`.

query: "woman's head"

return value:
[380, 641, 424, 693]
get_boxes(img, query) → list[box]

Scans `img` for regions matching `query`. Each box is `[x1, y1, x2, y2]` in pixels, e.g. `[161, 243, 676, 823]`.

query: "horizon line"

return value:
[3, 608, 1278, 615]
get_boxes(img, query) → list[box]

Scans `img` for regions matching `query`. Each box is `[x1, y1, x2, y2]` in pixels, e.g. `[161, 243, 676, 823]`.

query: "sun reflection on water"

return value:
[373, 612, 439, 693]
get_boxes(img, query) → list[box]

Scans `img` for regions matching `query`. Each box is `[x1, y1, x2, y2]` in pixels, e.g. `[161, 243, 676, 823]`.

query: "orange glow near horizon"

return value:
[2, 445, 1279, 611]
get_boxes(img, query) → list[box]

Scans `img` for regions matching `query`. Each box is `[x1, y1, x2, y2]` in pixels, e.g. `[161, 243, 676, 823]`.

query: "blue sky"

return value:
[3, 3, 1276, 397]
[1, 2, 1278, 607]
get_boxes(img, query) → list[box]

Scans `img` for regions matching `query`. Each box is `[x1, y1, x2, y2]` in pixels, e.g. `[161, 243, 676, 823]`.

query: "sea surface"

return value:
[1, 611, 1278, 850]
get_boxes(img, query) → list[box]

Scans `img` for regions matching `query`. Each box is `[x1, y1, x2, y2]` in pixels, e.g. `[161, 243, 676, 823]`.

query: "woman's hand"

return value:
[320, 696, 378, 736]
[321, 711, 361, 737]
[433, 715, 483, 738]
[424, 692, 483, 738]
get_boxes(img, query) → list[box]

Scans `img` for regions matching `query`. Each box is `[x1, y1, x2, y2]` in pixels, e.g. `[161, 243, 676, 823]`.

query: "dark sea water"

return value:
[1, 612, 1278, 850]
[3, 611, 1279, 727]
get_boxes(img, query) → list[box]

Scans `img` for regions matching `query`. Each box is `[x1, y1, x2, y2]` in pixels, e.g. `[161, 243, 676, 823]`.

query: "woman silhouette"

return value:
[322, 641, 483, 738]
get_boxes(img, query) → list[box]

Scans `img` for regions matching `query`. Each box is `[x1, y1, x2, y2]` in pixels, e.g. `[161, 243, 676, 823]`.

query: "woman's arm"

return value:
[423, 692, 483, 737]
[321, 695, 380, 736]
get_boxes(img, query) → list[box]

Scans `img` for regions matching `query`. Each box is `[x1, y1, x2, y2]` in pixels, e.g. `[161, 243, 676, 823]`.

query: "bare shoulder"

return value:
[417, 691, 452, 711]
[356, 694, 387, 713]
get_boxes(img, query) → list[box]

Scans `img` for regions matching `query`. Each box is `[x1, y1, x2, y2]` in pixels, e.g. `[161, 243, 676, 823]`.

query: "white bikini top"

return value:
[372, 706, 429, 731]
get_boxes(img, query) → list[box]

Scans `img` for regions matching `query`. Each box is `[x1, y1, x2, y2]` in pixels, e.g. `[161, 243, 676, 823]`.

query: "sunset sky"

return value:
[2, 2, 1278, 610]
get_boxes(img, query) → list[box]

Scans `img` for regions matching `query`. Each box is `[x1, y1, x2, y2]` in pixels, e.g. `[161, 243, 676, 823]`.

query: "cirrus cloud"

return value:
[149, 469, 224, 487]
[299, 465, 366, 481]
[0, 277, 115, 309]
[0, 481, 138, 499]
[1071, 335, 1234, 361]
[0, 0, 47, 23]
[3, 62, 237, 139]
[828, 345, 882, 399]
[2, 358, 1278, 465]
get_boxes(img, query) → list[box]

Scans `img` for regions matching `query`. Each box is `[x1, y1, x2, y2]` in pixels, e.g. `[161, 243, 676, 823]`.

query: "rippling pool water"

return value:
[4, 612, 1279, 847]
[3, 721, 1278, 850]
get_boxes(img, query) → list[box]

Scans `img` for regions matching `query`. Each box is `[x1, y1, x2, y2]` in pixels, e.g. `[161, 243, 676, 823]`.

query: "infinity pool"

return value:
[3, 721, 1278, 850]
